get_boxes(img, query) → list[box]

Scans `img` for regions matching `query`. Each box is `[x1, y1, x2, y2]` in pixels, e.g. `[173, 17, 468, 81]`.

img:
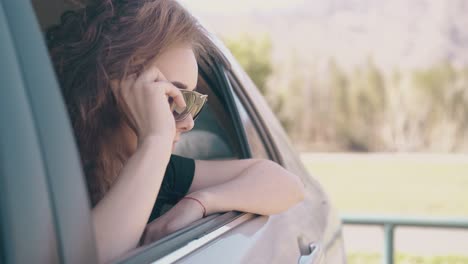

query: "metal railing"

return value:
[341, 215, 468, 264]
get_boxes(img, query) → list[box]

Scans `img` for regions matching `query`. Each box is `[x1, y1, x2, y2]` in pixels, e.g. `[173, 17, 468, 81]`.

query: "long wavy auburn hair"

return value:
[46, 0, 226, 206]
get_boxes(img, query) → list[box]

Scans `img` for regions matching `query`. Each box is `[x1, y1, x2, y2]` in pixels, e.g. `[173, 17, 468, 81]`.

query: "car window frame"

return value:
[226, 71, 284, 163]
[226, 71, 277, 160]
[225, 55, 315, 181]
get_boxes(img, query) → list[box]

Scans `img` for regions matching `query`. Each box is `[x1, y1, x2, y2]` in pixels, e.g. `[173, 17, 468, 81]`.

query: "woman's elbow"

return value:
[266, 160, 306, 209]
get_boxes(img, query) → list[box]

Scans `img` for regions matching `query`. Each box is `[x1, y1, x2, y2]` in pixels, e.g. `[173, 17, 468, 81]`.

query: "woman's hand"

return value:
[140, 195, 206, 245]
[111, 66, 186, 143]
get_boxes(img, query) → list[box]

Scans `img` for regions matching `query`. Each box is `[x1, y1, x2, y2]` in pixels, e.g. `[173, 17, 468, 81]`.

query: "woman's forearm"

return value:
[92, 136, 172, 263]
[192, 160, 305, 216]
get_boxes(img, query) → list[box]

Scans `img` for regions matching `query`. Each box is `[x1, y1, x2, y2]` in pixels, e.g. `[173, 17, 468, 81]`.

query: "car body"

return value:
[0, 0, 346, 263]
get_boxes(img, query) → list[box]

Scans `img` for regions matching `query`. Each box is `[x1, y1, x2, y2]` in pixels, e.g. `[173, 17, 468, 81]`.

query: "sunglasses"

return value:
[171, 90, 208, 122]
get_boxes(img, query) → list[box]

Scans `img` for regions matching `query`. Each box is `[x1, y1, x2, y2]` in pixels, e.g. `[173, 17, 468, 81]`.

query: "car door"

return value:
[166, 46, 338, 263]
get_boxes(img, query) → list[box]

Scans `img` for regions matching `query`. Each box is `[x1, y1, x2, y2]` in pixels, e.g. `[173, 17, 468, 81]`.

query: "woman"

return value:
[47, 0, 305, 262]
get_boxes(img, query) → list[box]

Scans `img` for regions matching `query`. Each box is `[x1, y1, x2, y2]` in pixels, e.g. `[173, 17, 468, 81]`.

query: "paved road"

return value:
[343, 225, 468, 255]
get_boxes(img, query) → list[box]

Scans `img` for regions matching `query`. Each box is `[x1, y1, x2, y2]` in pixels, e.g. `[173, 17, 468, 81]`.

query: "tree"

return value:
[224, 33, 273, 95]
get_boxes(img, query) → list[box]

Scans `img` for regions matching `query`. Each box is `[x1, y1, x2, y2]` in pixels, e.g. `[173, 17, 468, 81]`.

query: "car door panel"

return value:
[176, 215, 299, 263]
[177, 206, 327, 264]
[173, 197, 329, 264]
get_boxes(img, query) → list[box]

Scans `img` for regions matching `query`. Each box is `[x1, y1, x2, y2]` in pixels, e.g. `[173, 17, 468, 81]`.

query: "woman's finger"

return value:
[133, 66, 185, 109]
[142, 81, 186, 109]
[163, 83, 186, 109]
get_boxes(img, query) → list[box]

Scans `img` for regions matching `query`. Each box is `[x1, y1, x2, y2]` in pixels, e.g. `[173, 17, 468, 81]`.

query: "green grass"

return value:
[349, 252, 468, 264]
[301, 153, 468, 217]
[301, 154, 468, 264]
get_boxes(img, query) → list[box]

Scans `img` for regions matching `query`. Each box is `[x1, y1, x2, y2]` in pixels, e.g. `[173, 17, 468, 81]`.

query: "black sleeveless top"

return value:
[147, 155, 195, 222]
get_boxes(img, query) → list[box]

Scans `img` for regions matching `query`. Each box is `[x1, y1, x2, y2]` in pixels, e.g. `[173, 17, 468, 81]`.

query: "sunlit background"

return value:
[182, 0, 468, 263]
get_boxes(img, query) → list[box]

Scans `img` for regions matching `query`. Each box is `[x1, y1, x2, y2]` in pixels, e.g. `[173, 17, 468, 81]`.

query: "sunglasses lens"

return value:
[191, 102, 206, 121]
[172, 91, 207, 121]
[193, 97, 207, 119]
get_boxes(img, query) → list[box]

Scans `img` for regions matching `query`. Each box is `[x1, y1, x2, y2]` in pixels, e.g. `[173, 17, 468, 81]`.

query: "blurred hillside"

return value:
[184, 0, 468, 70]
[183, 0, 468, 152]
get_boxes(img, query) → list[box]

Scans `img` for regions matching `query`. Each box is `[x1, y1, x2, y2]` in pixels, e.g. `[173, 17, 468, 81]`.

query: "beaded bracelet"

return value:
[181, 196, 206, 217]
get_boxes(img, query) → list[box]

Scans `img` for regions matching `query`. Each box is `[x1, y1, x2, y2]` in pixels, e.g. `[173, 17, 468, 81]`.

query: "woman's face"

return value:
[124, 44, 198, 152]
[131, 44, 198, 151]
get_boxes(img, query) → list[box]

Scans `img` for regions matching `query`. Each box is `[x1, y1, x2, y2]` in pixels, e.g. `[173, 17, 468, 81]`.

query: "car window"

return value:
[226, 72, 271, 160]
